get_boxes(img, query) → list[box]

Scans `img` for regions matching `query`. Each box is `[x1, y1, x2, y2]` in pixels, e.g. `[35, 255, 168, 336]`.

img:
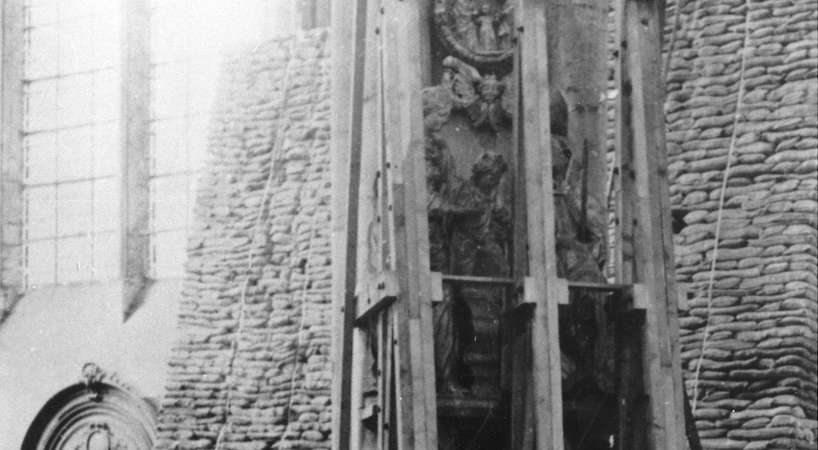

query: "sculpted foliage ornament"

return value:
[423, 56, 512, 133]
[434, 0, 514, 66]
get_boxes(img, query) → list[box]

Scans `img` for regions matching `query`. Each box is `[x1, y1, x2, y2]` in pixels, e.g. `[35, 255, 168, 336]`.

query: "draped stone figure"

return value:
[475, 4, 498, 51]
[426, 134, 472, 394]
[550, 129, 616, 396]
[448, 151, 510, 278]
[426, 133, 511, 395]
[426, 134, 456, 274]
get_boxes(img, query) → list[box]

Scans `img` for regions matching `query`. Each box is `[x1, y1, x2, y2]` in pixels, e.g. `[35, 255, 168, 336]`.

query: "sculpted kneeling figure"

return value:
[426, 135, 511, 394]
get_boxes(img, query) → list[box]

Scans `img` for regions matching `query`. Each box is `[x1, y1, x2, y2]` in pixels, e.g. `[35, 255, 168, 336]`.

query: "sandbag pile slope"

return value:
[154, 30, 333, 450]
[664, 0, 818, 448]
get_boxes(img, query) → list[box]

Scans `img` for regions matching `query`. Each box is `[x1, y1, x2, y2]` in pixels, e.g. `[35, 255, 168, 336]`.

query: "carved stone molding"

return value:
[22, 363, 157, 450]
[433, 0, 514, 66]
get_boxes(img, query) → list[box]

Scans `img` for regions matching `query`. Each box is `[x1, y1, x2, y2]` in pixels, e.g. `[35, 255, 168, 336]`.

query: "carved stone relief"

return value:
[423, 58, 511, 399]
[434, 0, 515, 66]
[424, 56, 512, 133]
[422, 56, 616, 404]
[22, 363, 157, 450]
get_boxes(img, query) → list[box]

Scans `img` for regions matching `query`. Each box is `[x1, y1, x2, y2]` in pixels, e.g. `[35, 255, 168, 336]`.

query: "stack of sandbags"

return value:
[154, 29, 333, 450]
[664, 0, 818, 448]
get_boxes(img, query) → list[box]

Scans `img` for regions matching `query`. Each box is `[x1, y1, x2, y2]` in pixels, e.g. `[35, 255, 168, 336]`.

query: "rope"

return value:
[271, 36, 326, 448]
[277, 207, 321, 447]
[214, 41, 296, 450]
[689, 0, 751, 411]
[663, 0, 686, 84]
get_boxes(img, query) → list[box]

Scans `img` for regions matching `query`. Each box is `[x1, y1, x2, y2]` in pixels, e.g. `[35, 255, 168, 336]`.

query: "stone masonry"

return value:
[154, 30, 333, 450]
[664, 0, 818, 448]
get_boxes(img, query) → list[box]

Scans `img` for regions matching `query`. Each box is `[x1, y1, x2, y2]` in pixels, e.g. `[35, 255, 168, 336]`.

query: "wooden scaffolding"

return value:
[330, 0, 688, 448]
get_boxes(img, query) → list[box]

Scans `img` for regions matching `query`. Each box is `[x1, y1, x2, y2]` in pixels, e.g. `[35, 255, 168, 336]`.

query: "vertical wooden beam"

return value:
[331, 0, 368, 447]
[349, 0, 384, 446]
[613, 4, 644, 447]
[381, 0, 437, 447]
[0, 0, 25, 313]
[623, 0, 686, 448]
[613, 0, 635, 285]
[519, 0, 565, 448]
[121, 0, 151, 319]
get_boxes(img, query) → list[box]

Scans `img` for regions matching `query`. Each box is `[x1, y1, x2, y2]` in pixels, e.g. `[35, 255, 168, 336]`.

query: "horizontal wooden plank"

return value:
[441, 274, 515, 285]
[567, 281, 632, 293]
[354, 294, 396, 326]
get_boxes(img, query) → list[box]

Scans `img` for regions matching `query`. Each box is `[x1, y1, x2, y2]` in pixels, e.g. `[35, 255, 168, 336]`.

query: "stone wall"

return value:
[664, 0, 818, 448]
[154, 30, 333, 450]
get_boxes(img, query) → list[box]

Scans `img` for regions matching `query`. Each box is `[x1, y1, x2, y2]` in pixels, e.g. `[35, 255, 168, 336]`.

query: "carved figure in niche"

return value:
[426, 134, 455, 273]
[548, 92, 616, 396]
[495, 4, 513, 50]
[475, 4, 498, 51]
[552, 135, 604, 283]
[449, 151, 510, 278]
[432, 150, 510, 397]
[452, 0, 479, 52]
[425, 134, 475, 395]
[435, 0, 514, 66]
[441, 56, 511, 132]
[423, 64, 512, 397]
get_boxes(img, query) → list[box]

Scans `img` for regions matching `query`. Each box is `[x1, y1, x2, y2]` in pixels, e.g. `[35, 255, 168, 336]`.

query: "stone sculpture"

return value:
[441, 56, 512, 132]
[426, 134, 456, 273]
[434, 0, 515, 66]
[425, 134, 473, 394]
[448, 151, 511, 277]
[422, 55, 514, 397]
[425, 134, 511, 394]
[550, 131, 616, 396]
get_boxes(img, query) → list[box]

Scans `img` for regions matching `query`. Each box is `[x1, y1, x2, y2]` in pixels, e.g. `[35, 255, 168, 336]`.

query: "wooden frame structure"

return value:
[331, 0, 687, 448]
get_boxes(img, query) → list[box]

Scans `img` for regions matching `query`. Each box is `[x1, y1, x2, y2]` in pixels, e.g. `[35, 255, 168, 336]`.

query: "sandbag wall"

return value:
[154, 30, 333, 450]
[663, 0, 818, 448]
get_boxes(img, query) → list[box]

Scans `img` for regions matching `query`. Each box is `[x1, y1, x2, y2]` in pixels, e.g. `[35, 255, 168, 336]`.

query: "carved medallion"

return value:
[434, 0, 514, 66]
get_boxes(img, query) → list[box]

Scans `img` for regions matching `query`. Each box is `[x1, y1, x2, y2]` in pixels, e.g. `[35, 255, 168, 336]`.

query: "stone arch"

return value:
[21, 364, 157, 450]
